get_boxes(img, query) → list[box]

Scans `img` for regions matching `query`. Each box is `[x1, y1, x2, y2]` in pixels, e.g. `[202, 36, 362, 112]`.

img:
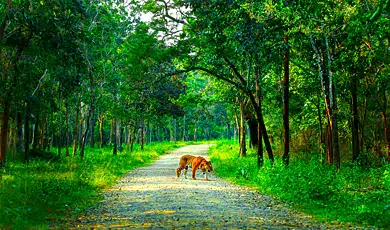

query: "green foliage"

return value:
[209, 141, 390, 228]
[0, 142, 182, 228]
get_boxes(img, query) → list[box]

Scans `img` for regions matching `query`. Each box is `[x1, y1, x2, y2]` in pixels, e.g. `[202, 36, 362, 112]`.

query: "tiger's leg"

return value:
[184, 166, 189, 179]
[191, 167, 197, 180]
[176, 166, 183, 178]
[205, 171, 209, 181]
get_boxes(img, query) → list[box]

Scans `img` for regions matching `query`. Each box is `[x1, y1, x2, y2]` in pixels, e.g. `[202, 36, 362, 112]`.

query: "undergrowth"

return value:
[209, 140, 390, 228]
[0, 141, 183, 228]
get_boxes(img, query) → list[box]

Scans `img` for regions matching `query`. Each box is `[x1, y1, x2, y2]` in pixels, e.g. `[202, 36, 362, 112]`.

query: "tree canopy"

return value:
[1, 0, 390, 168]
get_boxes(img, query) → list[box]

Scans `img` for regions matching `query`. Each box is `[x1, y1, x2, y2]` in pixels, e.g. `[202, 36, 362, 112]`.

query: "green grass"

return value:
[0, 141, 184, 229]
[209, 140, 390, 228]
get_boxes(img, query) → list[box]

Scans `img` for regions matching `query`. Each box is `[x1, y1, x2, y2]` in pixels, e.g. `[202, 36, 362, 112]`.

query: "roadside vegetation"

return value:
[0, 142, 183, 228]
[209, 140, 390, 228]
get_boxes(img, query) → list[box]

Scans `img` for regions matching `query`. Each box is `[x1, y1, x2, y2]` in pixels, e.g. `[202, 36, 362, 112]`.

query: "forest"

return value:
[1, 0, 390, 228]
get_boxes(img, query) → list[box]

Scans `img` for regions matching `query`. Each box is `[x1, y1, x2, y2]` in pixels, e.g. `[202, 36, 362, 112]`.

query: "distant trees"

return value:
[0, 0, 231, 166]
[143, 0, 390, 168]
[2, 0, 389, 170]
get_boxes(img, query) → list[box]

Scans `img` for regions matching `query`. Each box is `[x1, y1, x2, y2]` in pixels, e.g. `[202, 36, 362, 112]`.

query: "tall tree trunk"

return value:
[80, 104, 92, 160]
[112, 88, 118, 155]
[234, 110, 239, 143]
[194, 123, 198, 142]
[239, 97, 246, 157]
[326, 124, 333, 165]
[351, 77, 360, 162]
[0, 0, 12, 167]
[32, 112, 40, 151]
[16, 111, 23, 153]
[57, 92, 62, 158]
[98, 114, 104, 148]
[224, 57, 274, 163]
[282, 34, 290, 167]
[72, 95, 80, 156]
[256, 72, 263, 167]
[140, 120, 145, 150]
[173, 118, 177, 143]
[325, 31, 340, 170]
[24, 100, 30, 163]
[110, 119, 115, 144]
[316, 103, 325, 164]
[311, 33, 339, 168]
[89, 114, 96, 148]
[381, 91, 390, 162]
[0, 102, 10, 165]
[183, 115, 186, 141]
[360, 78, 369, 151]
[247, 117, 258, 149]
[113, 118, 117, 155]
[39, 112, 47, 150]
[119, 121, 124, 151]
[130, 126, 136, 152]
[65, 102, 70, 157]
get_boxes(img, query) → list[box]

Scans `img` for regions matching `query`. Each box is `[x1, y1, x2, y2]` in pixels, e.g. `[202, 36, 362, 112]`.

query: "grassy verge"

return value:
[0, 141, 184, 228]
[209, 140, 390, 228]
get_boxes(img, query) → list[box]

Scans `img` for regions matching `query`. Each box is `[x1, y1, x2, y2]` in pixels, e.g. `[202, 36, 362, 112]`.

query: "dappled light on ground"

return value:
[54, 145, 360, 229]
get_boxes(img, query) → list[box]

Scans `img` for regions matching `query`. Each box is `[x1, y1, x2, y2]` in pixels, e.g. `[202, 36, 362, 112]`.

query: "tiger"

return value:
[176, 155, 213, 181]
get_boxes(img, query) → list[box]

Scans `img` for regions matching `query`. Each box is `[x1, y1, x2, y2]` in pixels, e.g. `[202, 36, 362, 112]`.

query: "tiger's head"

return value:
[200, 160, 213, 173]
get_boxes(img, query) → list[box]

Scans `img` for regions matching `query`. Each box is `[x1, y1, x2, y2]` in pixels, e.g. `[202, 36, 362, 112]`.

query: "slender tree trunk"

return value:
[90, 113, 96, 148]
[227, 122, 231, 139]
[0, 102, 10, 165]
[24, 100, 30, 163]
[174, 118, 177, 143]
[58, 92, 62, 158]
[234, 110, 239, 143]
[8, 118, 14, 158]
[98, 114, 104, 148]
[113, 117, 117, 155]
[351, 77, 360, 162]
[16, 111, 23, 153]
[65, 102, 70, 157]
[140, 120, 145, 150]
[311, 33, 339, 169]
[72, 96, 80, 156]
[80, 104, 92, 160]
[39, 112, 47, 150]
[247, 118, 258, 149]
[239, 97, 246, 157]
[130, 126, 136, 152]
[360, 79, 369, 150]
[325, 32, 340, 170]
[45, 114, 50, 150]
[119, 121, 124, 151]
[0, 0, 12, 167]
[256, 73, 263, 167]
[381, 91, 390, 162]
[316, 103, 325, 164]
[194, 123, 197, 141]
[32, 112, 39, 151]
[326, 124, 333, 165]
[282, 34, 290, 166]
[110, 119, 114, 144]
[183, 115, 186, 141]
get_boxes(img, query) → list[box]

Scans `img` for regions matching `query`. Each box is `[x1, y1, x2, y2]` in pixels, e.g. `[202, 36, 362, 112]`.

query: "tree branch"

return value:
[32, 69, 48, 96]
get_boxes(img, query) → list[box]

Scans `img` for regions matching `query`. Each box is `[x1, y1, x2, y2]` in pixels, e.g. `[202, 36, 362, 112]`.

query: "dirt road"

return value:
[61, 144, 357, 229]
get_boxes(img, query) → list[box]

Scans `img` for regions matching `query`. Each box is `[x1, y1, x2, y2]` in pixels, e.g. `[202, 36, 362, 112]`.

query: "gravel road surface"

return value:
[61, 144, 362, 229]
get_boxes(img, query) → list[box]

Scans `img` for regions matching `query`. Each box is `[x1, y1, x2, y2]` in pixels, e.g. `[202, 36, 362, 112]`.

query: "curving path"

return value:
[60, 144, 362, 229]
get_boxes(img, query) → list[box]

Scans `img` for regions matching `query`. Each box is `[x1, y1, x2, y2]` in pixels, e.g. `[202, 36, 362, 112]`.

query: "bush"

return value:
[209, 140, 390, 228]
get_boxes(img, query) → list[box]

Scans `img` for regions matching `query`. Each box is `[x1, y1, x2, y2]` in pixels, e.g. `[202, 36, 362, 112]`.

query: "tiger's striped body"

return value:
[176, 155, 213, 180]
